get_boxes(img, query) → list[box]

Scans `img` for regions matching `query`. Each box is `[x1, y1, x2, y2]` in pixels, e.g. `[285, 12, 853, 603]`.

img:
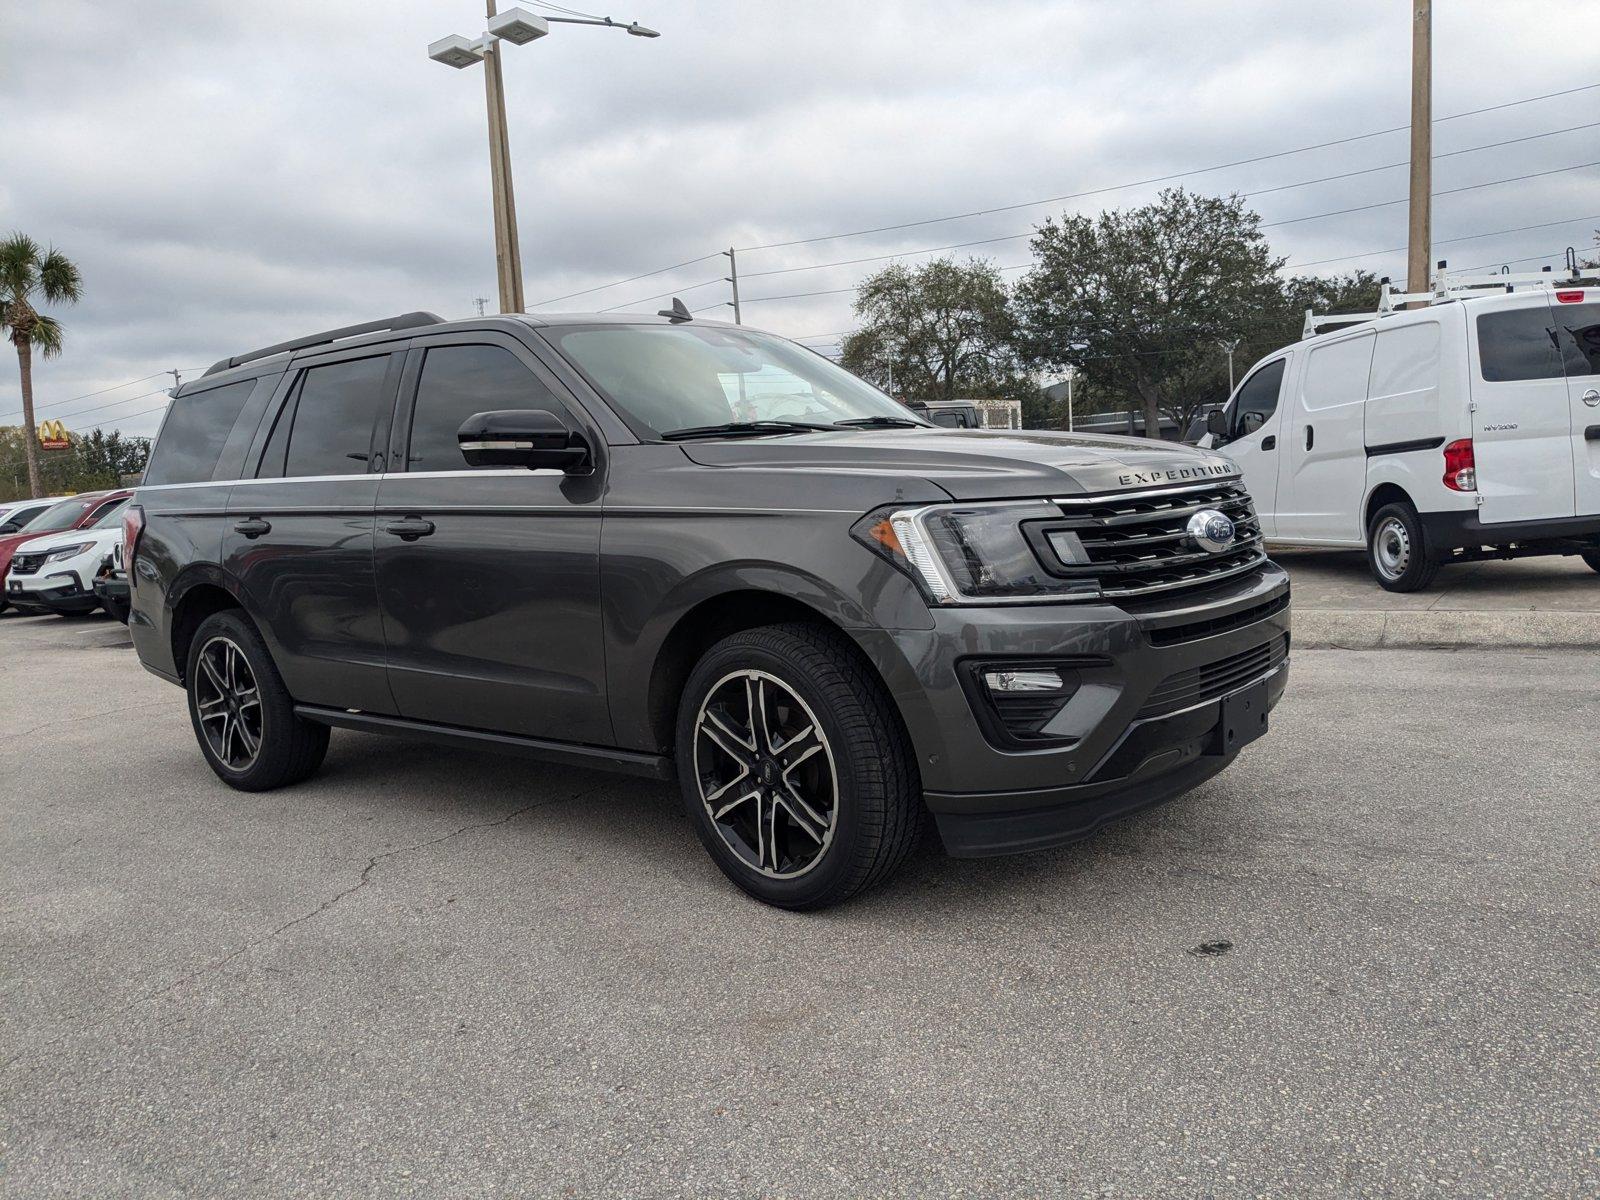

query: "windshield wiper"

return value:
[832, 415, 926, 429]
[661, 420, 836, 441]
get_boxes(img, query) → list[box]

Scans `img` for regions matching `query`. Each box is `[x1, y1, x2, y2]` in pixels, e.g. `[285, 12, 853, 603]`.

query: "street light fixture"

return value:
[428, 4, 660, 314]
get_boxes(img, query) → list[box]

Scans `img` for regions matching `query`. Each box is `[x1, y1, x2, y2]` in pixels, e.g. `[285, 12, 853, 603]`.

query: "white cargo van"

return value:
[1204, 276, 1600, 590]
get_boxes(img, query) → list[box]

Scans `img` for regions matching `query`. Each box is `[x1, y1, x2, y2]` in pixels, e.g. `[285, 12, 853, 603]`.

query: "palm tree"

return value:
[1, 233, 85, 498]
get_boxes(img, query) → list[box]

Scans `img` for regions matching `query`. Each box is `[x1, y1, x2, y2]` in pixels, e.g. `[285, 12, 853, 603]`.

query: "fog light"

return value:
[983, 668, 1066, 693]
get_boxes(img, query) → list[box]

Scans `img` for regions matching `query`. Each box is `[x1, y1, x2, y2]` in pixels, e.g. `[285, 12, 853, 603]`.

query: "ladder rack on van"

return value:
[1301, 251, 1595, 340]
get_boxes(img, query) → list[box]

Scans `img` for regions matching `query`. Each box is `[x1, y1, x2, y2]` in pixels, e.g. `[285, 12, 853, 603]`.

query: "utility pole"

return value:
[1066, 368, 1074, 432]
[1406, 0, 1432, 305]
[473, 297, 489, 316]
[483, 1, 525, 314]
[723, 248, 742, 324]
[167, 368, 183, 392]
[1220, 339, 1240, 393]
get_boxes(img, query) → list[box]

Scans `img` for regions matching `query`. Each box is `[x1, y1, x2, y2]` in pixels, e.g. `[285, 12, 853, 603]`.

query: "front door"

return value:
[1470, 295, 1577, 523]
[1554, 296, 1600, 518]
[1276, 331, 1373, 542]
[374, 333, 610, 745]
[223, 350, 400, 714]
[1215, 357, 1287, 536]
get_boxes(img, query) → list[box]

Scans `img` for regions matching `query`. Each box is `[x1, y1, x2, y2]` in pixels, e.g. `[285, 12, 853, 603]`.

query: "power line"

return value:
[597, 276, 726, 313]
[736, 82, 1600, 253]
[0, 385, 174, 428]
[1260, 159, 1599, 228]
[529, 251, 723, 308]
[1282, 214, 1600, 271]
[0, 370, 169, 423]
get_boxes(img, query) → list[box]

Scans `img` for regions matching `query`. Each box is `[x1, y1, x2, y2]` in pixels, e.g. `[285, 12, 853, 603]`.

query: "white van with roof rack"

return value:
[1200, 262, 1600, 590]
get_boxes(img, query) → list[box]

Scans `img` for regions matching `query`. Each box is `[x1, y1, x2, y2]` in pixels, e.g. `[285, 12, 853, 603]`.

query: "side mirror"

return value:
[1205, 410, 1228, 442]
[457, 409, 591, 472]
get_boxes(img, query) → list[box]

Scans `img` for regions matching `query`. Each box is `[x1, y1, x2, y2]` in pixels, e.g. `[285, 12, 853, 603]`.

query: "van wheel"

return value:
[1367, 502, 1440, 592]
[675, 623, 924, 911]
[185, 610, 329, 792]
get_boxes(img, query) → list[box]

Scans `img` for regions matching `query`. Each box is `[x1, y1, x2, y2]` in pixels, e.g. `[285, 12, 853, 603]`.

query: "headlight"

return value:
[852, 501, 1101, 604]
[43, 542, 94, 563]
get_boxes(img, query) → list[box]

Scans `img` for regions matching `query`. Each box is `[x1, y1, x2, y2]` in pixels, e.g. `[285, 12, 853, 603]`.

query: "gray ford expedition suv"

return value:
[126, 310, 1289, 909]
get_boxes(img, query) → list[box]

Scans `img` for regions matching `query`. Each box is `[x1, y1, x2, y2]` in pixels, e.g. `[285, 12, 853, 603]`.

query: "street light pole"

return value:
[429, 6, 660, 316]
[483, 2, 524, 313]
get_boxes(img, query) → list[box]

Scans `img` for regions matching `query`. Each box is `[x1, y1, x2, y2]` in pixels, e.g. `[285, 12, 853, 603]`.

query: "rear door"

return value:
[373, 331, 609, 745]
[1469, 295, 1576, 522]
[1552, 294, 1600, 517]
[224, 348, 400, 714]
[1276, 331, 1373, 542]
[1215, 356, 1288, 535]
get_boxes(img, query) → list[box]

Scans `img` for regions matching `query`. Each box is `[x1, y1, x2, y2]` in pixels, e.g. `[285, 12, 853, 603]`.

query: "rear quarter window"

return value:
[143, 379, 259, 484]
[1477, 307, 1564, 382]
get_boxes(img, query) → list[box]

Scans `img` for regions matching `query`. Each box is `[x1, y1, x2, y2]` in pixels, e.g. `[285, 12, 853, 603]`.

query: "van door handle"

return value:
[1305, 425, 1315, 451]
[382, 517, 436, 541]
[1261, 435, 1276, 450]
[232, 518, 271, 539]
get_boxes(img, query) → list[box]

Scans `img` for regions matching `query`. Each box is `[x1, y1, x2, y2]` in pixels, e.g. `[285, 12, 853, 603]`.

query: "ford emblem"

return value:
[1186, 509, 1236, 554]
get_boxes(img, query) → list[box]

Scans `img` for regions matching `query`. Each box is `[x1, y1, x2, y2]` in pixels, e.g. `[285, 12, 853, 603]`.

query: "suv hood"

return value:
[14, 525, 121, 556]
[678, 427, 1238, 499]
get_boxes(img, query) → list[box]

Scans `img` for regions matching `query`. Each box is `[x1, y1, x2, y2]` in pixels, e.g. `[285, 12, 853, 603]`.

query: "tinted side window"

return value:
[406, 345, 560, 471]
[1478, 307, 1563, 382]
[1555, 302, 1600, 377]
[143, 380, 257, 484]
[260, 356, 392, 478]
[1230, 359, 1285, 439]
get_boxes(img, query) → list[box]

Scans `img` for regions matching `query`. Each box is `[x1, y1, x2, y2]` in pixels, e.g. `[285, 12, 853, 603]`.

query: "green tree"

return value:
[75, 428, 151, 488]
[1, 232, 84, 498]
[1013, 189, 1283, 438]
[840, 258, 1029, 406]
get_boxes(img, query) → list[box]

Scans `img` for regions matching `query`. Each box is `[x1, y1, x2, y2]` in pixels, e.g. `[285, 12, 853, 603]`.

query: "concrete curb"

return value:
[1294, 606, 1600, 650]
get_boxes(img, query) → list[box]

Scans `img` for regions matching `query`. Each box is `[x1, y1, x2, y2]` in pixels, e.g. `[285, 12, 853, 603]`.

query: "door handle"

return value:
[232, 518, 271, 539]
[1261, 435, 1276, 451]
[1585, 425, 1600, 442]
[382, 517, 436, 542]
[1305, 425, 1315, 451]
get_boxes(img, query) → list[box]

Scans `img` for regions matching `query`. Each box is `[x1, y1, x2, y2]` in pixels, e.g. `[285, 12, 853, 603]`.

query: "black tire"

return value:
[674, 622, 924, 910]
[185, 609, 329, 792]
[1582, 549, 1600, 575]
[104, 597, 130, 624]
[1367, 501, 1441, 593]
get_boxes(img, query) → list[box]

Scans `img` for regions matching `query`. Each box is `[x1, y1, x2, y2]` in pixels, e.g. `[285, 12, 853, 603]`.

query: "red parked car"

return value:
[0, 489, 132, 614]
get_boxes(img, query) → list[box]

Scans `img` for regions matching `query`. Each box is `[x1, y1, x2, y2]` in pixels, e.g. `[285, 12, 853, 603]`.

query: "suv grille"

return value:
[1049, 481, 1266, 599]
[1138, 633, 1289, 718]
[10, 552, 46, 576]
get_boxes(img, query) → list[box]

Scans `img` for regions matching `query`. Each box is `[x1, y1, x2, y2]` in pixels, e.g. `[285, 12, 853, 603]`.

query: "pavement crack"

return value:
[2, 779, 609, 1072]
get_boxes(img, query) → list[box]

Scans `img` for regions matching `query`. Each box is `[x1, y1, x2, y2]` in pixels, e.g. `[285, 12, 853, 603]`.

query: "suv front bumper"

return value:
[5, 569, 100, 614]
[869, 562, 1291, 857]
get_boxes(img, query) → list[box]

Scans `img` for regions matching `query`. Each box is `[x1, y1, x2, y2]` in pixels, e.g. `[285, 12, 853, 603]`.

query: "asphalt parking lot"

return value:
[2, 610, 1596, 1198]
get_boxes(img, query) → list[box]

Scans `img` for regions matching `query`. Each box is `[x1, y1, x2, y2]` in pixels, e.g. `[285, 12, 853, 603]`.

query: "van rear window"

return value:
[1477, 308, 1563, 382]
[143, 380, 258, 484]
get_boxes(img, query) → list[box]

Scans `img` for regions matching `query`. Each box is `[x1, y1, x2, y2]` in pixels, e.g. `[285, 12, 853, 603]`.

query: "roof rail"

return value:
[1302, 257, 1594, 339]
[201, 311, 446, 377]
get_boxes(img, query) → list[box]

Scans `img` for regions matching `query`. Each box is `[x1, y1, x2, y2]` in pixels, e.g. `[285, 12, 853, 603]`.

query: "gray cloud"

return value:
[2, 0, 1596, 437]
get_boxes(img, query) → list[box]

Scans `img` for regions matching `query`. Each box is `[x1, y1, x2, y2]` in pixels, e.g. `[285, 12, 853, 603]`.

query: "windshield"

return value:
[90, 498, 129, 528]
[19, 496, 94, 534]
[542, 324, 927, 438]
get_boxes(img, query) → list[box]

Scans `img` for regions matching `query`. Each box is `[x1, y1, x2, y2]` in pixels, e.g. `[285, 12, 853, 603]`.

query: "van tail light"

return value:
[1442, 439, 1476, 492]
[122, 504, 145, 575]
[1555, 290, 1584, 304]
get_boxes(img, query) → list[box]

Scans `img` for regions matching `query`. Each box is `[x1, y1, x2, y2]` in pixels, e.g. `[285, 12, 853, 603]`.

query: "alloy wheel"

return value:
[1374, 515, 1411, 580]
[693, 669, 839, 879]
[194, 635, 263, 771]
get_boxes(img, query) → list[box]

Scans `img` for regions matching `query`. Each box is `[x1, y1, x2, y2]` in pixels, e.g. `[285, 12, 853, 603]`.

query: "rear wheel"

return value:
[185, 610, 328, 791]
[1367, 501, 1440, 593]
[675, 623, 924, 910]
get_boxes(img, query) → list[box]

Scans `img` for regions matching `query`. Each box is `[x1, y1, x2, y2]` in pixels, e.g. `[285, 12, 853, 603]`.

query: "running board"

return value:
[293, 705, 675, 781]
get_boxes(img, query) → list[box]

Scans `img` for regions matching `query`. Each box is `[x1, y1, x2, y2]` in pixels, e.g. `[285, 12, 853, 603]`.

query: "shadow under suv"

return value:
[126, 310, 1289, 909]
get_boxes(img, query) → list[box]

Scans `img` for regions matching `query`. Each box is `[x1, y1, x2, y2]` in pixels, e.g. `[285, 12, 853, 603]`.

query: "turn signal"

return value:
[1442, 439, 1476, 492]
[122, 504, 145, 574]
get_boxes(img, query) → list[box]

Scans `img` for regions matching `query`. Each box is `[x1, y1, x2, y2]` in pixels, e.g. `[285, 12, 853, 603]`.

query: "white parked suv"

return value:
[4, 496, 130, 616]
[1204, 278, 1600, 590]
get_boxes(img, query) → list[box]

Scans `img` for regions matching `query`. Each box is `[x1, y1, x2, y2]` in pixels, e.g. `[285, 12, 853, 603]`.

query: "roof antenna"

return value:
[657, 297, 693, 322]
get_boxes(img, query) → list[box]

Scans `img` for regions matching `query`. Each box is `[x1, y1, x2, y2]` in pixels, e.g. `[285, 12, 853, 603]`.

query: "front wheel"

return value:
[185, 610, 329, 791]
[1367, 502, 1441, 593]
[675, 623, 924, 910]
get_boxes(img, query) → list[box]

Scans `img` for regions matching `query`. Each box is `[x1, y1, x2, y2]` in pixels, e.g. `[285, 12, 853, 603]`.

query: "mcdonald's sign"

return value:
[38, 419, 71, 450]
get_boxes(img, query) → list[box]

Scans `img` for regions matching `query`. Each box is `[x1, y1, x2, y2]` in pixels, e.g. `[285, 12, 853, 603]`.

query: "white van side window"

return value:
[1367, 322, 1441, 447]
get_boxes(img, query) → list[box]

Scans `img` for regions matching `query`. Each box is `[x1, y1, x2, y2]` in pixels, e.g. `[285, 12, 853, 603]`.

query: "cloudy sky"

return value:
[2, 0, 1596, 445]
